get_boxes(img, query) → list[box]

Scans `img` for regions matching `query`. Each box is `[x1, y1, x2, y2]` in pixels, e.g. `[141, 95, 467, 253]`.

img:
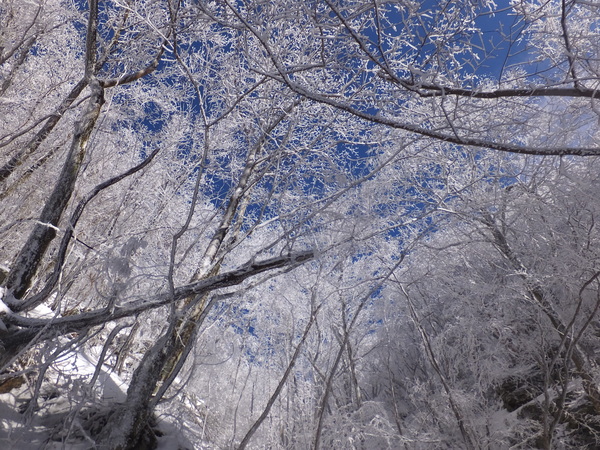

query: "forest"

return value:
[1, 0, 600, 448]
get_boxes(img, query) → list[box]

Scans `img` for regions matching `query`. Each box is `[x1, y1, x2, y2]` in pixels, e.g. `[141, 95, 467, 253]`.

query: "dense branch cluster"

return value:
[0, 0, 599, 448]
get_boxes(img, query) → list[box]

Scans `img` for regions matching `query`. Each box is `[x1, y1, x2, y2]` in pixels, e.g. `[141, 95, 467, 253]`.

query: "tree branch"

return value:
[99, 43, 166, 88]
[237, 303, 322, 450]
[1, 251, 314, 350]
[12, 148, 160, 313]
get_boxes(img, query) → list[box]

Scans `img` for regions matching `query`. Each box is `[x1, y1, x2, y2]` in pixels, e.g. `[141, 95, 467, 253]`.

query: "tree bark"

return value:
[5, 79, 103, 299]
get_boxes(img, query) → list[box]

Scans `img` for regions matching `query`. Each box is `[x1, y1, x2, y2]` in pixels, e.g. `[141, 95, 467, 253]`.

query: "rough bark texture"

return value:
[0, 78, 87, 185]
[5, 80, 104, 299]
[94, 328, 176, 449]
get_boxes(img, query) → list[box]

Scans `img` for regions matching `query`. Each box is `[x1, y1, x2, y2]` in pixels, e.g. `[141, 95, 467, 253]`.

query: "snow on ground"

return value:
[0, 303, 198, 449]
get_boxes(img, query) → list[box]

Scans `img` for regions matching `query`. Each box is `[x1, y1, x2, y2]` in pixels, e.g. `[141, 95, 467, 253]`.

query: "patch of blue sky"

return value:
[348, 2, 543, 218]
[141, 100, 168, 132]
[226, 303, 300, 366]
[471, 5, 530, 80]
[92, 2, 538, 257]
[335, 0, 532, 85]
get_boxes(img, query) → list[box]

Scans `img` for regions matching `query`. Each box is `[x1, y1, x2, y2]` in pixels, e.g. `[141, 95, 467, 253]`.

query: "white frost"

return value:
[0, 288, 12, 315]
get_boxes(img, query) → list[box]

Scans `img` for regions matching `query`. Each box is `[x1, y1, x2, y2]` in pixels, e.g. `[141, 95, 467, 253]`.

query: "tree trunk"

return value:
[5, 79, 103, 299]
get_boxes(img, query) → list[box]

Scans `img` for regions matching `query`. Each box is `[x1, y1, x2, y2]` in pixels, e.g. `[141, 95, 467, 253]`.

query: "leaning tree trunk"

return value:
[4, 80, 103, 299]
[4, 0, 103, 300]
[94, 321, 180, 450]
[94, 101, 300, 448]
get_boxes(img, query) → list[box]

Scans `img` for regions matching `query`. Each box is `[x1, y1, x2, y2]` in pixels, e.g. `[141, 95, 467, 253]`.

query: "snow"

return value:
[0, 292, 12, 315]
[0, 289, 11, 332]
[0, 303, 199, 449]
[51, 347, 128, 403]
[24, 303, 55, 319]
[155, 417, 195, 450]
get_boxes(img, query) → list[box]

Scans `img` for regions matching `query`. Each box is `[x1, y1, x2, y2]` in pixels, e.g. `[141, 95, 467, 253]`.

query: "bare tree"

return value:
[2, 1, 600, 448]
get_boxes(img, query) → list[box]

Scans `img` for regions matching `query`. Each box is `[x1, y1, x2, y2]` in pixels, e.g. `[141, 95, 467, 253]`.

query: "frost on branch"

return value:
[2, 0, 600, 448]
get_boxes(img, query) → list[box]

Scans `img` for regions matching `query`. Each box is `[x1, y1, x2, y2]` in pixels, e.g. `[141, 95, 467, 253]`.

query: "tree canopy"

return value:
[1, 0, 599, 448]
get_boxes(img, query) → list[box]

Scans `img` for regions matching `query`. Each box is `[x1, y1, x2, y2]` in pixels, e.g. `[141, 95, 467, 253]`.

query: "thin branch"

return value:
[380, 76, 600, 99]
[237, 304, 322, 450]
[224, 0, 600, 157]
[99, 43, 166, 88]
[2, 250, 315, 349]
[14, 149, 161, 312]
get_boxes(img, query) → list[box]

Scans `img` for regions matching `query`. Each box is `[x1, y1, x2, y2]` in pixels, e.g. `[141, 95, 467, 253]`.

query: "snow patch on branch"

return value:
[34, 221, 61, 233]
[0, 288, 12, 332]
[0, 288, 12, 315]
